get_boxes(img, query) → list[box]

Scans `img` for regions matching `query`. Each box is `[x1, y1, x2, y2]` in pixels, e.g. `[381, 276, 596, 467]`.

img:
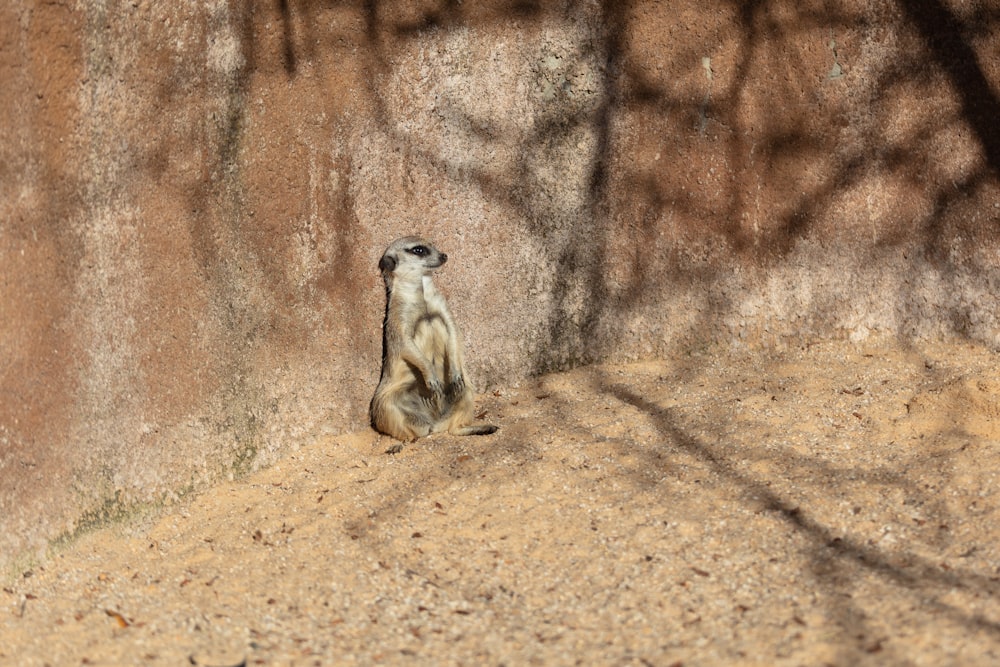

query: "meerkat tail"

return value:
[450, 424, 499, 437]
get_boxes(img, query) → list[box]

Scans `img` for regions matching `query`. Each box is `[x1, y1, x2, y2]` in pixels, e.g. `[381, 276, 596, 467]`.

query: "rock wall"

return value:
[2, 0, 998, 573]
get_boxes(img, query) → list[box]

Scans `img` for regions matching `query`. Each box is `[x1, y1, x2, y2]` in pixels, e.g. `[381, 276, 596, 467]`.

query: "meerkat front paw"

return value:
[447, 374, 466, 397]
[426, 375, 445, 397]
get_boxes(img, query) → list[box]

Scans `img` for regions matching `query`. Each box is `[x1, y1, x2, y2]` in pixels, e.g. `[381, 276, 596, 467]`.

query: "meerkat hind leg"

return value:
[374, 389, 433, 442]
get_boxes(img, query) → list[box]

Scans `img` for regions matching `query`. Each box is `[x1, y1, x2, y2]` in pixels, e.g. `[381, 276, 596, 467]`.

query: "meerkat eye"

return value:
[408, 245, 429, 256]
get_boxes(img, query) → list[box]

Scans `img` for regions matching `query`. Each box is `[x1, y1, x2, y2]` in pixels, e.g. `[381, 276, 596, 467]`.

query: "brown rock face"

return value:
[1, 0, 998, 573]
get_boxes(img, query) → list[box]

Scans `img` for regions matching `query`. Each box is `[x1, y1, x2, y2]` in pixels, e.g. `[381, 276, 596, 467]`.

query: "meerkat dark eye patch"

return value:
[408, 245, 429, 256]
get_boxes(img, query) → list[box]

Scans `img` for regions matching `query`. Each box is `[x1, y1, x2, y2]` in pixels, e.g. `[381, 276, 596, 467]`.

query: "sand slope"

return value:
[3, 340, 999, 666]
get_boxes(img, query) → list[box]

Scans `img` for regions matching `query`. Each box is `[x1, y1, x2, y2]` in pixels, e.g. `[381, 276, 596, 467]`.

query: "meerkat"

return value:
[370, 235, 498, 442]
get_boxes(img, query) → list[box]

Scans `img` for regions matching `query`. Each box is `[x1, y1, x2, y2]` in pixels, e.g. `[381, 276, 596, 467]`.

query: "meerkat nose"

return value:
[439, 253, 448, 264]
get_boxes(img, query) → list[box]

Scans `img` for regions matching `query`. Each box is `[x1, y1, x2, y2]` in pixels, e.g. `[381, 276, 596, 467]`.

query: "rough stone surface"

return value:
[2, 1, 1000, 574]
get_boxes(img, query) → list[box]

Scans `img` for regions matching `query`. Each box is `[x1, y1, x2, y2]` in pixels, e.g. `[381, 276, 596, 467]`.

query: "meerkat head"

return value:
[378, 236, 448, 284]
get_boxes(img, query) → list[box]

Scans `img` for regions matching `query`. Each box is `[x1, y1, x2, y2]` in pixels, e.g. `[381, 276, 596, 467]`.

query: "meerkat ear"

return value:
[379, 255, 397, 273]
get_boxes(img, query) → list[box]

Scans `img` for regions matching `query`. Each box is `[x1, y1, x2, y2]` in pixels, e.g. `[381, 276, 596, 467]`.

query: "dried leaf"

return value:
[105, 609, 130, 628]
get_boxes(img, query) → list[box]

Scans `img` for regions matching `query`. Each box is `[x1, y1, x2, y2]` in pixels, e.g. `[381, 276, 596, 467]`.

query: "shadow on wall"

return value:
[266, 0, 1000, 374]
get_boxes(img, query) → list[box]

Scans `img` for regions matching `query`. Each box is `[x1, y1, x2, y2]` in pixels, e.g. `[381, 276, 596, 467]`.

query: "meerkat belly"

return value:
[413, 313, 450, 377]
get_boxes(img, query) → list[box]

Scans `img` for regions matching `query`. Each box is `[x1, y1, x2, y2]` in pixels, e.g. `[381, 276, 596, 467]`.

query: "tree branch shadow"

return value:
[601, 378, 1000, 654]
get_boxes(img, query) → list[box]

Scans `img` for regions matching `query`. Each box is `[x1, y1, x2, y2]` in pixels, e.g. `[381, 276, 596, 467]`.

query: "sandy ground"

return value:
[2, 339, 999, 666]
